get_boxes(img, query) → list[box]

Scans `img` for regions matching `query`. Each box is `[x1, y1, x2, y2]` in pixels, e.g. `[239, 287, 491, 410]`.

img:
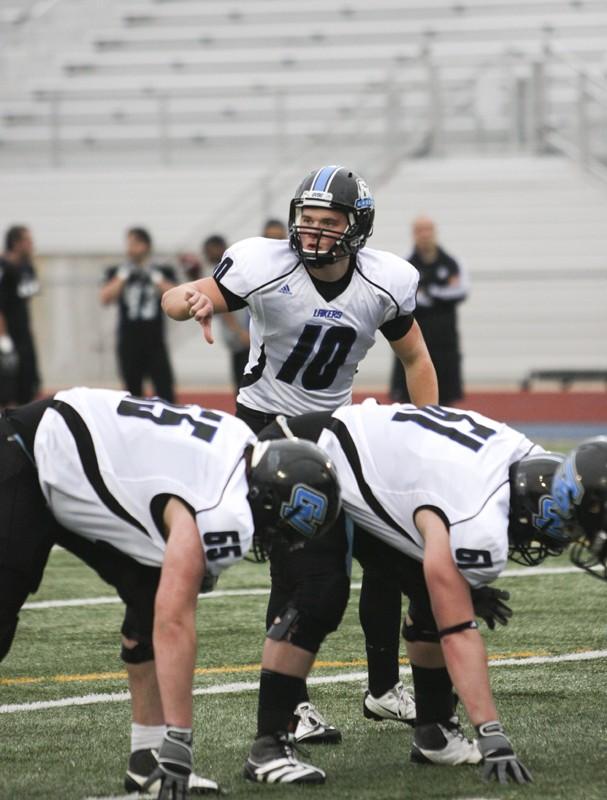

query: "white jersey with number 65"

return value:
[34, 387, 257, 574]
[318, 401, 541, 587]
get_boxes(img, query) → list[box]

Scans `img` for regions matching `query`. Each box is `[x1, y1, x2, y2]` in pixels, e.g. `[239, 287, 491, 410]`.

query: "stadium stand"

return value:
[1, 0, 606, 166]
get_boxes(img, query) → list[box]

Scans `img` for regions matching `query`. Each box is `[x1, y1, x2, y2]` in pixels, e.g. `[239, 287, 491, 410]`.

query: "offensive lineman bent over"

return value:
[253, 401, 570, 786]
[0, 388, 340, 798]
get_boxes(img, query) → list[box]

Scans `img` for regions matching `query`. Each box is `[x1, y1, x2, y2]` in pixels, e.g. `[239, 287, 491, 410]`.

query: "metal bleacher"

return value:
[1, 0, 607, 168]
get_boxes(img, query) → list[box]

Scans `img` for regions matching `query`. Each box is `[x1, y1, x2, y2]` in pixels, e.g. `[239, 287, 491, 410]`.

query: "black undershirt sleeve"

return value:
[213, 277, 248, 311]
[379, 313, 414, 342]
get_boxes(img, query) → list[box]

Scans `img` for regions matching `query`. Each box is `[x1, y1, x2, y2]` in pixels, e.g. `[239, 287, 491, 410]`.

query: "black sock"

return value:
[411, 664, 455, 726]
[366, 643, 400, 698]
[256, 670, 307, 738]
[359, 570, 402, 697]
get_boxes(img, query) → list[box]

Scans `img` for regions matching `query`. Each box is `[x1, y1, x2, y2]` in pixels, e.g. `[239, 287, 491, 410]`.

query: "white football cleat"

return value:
[294, 701, 342, 744]
[363, 682, 416, 726]
[244, 732, 326, 784]
[411, 716, 482, 766]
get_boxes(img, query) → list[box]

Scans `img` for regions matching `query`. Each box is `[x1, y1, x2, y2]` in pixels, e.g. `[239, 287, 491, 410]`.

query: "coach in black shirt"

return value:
[0, 225, 42, 406]
[101, 227, 177, 402]
[391, 216, 468, 405]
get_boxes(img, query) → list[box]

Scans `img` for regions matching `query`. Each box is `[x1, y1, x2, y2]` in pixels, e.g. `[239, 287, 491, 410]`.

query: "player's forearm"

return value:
[439, 629, 498, 726]
[99, 277, 124, 305]
[153, 615, 197, 727]
[403, 355, 439, 406]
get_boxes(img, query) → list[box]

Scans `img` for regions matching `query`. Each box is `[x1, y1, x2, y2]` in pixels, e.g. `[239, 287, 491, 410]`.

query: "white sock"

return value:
[131, 723, 166, 753]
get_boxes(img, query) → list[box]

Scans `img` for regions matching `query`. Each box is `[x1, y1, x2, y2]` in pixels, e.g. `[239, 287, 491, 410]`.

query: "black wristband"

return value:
[437, 619, 479, 639]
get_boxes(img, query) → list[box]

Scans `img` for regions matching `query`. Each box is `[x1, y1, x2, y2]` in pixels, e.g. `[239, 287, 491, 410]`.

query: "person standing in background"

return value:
[390, 216, 468, 406]
[0, 225, 42, 406]
[202, 234, 250, 397]
[261, 218, 288, 240]
[100, 227, 177, 403]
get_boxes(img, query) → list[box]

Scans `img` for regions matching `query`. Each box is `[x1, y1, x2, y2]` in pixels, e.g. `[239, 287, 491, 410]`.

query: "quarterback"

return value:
[254, 400, 570, 785]
[163, 166, 439, 774]
[0, 388, 340, 798]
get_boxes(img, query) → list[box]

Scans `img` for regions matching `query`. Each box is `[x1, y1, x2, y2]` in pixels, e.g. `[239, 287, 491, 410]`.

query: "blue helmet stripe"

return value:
[311, 165, 341, 192]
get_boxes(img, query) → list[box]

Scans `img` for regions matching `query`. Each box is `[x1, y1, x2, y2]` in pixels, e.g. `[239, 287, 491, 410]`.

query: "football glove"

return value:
[143, 726, 192, 799]
[471, 586, 512, 630]
[476, 721, 532, 784]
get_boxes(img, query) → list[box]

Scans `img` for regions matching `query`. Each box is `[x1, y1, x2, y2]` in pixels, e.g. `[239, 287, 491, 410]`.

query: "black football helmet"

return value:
[508, 452, 569, 566]
[552, 436, 607, 581]
[247, 438, 341, 558]
[289, 165, 375, 268]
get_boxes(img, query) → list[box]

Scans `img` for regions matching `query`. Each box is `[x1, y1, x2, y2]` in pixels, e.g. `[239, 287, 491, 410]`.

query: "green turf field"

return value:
[1, 546, 605, 800]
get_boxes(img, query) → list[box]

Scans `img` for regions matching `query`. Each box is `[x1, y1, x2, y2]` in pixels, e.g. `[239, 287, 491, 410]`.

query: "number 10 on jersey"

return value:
[277, 324, 357, 390]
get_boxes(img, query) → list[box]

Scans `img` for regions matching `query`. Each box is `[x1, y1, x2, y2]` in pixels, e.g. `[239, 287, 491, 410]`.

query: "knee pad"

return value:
[402, 620, 439, 644]
[402, 612, 439, 644]
[268, 607, 332, 655]
[266, 591, 347, 656]
[121, 638, 154, 664]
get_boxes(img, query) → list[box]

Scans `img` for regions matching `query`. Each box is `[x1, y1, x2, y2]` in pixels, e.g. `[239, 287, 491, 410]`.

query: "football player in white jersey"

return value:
[0, 389, 340, 797]
[254, 401, 569, 785]
[163, 166, 439, 769]
[552, 436, 607, 581]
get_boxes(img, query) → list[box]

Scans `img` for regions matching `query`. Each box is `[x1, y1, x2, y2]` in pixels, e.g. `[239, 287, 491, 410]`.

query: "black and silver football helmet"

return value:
[247, 438, 341, 558]
[508, 452, 568, 566]
[289, 165, 375, 268]
[552, 436, 607, 581]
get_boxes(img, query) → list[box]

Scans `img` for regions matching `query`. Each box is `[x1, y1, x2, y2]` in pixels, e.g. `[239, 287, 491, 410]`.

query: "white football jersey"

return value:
[216, 237, 418, 415]
[34, 388, 256, 574]
[317, 401, 541, 587]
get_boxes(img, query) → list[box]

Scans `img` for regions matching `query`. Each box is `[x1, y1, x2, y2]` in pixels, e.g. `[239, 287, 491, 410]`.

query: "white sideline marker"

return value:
[2, 649, 606, 715]
[21, 566, 585, 611]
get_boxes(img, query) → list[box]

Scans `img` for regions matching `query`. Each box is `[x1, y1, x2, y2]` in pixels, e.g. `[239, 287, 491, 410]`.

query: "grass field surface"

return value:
[2, 542, 606, 800]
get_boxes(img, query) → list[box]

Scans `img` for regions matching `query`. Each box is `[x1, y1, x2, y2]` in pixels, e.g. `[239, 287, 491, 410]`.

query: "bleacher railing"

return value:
[1, 40, 606, 185]
[533, 44, 607, 183]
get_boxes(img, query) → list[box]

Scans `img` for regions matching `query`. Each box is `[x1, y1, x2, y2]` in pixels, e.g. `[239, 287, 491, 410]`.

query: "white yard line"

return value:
[83, 795, 152, 800]
[22, 565, 584, 611]
[2, 649, 606, 715]
[22, 587, 271, 610]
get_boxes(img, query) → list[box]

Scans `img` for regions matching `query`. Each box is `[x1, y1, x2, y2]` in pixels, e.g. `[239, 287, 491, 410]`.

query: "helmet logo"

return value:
[552, 455, 584, 520]
[532, 495, 564, 539]
[355, 178, 374, 209]
[280, 483, 328, 537]
[301, 189, 333, 203]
